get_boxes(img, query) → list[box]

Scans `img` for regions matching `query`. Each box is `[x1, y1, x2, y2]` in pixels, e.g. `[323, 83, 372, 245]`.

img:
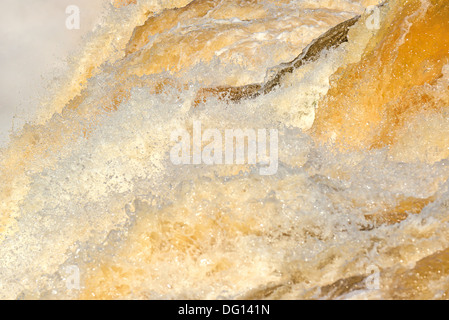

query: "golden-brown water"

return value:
[1, 0, 449, 300]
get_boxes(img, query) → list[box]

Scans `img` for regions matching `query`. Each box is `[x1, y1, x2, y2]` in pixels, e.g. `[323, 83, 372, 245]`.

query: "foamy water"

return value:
[1, 0, 449, 300]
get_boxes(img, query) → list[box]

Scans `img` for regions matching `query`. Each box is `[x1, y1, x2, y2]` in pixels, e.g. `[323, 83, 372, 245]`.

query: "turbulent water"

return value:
[1, 0, 449, 299]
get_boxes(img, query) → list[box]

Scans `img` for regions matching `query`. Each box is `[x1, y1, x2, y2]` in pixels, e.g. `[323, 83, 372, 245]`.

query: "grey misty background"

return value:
[0, 0, 108, 146]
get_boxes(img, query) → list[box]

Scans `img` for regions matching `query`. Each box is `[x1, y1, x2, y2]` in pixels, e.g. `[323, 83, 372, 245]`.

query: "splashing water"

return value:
[1, 0, 449, 300]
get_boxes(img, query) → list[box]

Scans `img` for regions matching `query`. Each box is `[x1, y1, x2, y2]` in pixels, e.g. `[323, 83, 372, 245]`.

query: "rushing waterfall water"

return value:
[1, 0, 449, 300]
